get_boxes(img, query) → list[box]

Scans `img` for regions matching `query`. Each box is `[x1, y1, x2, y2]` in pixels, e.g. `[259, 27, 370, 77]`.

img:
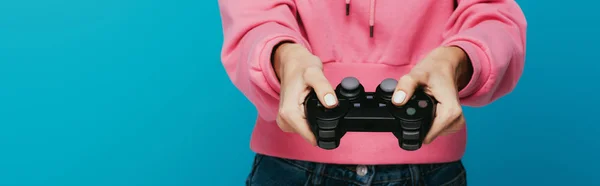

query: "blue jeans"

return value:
[246, 154, 466, 186]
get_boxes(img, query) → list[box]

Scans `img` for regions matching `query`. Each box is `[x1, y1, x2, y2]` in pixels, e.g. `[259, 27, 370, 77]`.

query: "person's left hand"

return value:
[391, 46, 473, 144]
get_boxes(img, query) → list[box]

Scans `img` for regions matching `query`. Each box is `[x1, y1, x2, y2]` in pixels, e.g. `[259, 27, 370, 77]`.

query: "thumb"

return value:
[303, 67, 337, 108]
[392, 74, 420, 106]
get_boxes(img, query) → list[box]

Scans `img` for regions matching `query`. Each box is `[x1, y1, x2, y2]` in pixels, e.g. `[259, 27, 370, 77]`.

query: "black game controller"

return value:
[304, 77, 437, 151]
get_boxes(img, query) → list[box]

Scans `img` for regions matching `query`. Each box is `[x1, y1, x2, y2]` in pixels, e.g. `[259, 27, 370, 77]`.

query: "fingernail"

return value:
[324, 93, 337, 106]
[392, 90, 406, 104]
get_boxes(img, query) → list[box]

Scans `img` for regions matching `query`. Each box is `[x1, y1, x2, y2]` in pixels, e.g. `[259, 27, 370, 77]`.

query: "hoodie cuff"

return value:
[442, 40, 491, 99]
[252, 24, 311, 96]
[258, 36, 309, 95]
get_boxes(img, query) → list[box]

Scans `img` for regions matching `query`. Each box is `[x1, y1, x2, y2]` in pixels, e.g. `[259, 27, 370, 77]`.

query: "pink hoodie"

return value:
[218, 0, 527, 165]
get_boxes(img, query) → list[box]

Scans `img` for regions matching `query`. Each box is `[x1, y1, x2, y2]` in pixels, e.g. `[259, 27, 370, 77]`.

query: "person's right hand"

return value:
[272, 43, 338, 146]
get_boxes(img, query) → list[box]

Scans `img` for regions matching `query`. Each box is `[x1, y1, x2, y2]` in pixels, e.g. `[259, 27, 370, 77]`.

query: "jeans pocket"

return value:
[246, 154, 312, 186]
[245, 154, 264, 186]
[422, 161, 467, 186]
[438, 170, 466, 186]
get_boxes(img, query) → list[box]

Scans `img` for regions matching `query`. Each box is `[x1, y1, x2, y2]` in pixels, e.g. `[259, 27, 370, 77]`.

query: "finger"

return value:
[423, 72, 462, 143]
[280, 108, 317, 146]
[280, 92, 317, 145]
[424, 103, 448, 144]
[439, 115, 465, 136]
[298, 88, 312, 105]
[279, 76, 317, 145]
[304, 67, 337, 108]
[424, 103, 463, 144]
[429, 70, 460, 106]
[278, 89, 299, 133]
[276, 115, 295, 133]
[392, 74, 420, 106]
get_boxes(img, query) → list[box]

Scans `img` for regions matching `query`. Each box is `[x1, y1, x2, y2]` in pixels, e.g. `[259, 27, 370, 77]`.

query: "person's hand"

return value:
[272, 43, 338, 146]
[392, 46, 473, 144]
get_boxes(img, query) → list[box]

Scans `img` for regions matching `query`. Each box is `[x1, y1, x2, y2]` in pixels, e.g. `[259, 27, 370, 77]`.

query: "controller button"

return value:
[317, 120, 338, 130]
[401, 142, 420, 151]
[406, 107, 416, 115]
[379, 78, 398, 93]
[418, 100, 428, 108]
[402, 131, 420, 140]
[379, 103, 386, 107]
[354, 103, 361, 108]
[401, 121, 421, 130]
[318, 141, 338, 150]
[341, 77, 360, 91]
[319, 130, 336, 138]
[338, 77, 364, 100]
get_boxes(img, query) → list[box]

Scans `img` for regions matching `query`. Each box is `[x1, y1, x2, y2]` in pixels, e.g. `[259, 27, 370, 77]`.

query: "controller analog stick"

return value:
[338, 77, 363, 100]
[376, 78, 397, 101]
[341, 77, 360, 91]
[379, 78, 397, 93]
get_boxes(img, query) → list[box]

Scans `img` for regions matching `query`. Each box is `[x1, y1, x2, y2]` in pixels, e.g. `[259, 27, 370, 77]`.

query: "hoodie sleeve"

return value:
[440, 0, 527, 107]
[218, 0, 311, 121]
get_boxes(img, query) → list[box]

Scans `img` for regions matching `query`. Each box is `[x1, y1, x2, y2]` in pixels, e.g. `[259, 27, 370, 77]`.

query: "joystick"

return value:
[376, 78, 397, 101]
[304, 77, 437, 151]
[337, 77, 364, 101]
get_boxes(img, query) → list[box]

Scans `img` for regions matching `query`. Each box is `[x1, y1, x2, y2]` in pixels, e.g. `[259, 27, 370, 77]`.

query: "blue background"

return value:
[0, 0, 597, 185]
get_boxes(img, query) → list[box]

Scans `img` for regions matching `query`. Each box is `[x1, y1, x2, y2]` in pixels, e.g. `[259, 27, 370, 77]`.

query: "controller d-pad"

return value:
[402, 131, 420, 140]
[317, 120, 338, 130]
[319, 130, 336, 138]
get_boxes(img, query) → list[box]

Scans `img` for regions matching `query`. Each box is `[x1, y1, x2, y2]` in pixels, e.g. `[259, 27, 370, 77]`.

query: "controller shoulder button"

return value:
[401, 142, 421, 151]
[318, 130, 336, 139]
[317, 120, 339, 130]
[401, 120, 422, 130]
[318, 141, 338, 150]
[402, 131, 420, 140]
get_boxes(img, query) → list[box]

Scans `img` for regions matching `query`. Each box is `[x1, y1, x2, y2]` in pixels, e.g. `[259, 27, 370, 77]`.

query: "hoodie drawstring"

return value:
[345, 0, 351, 16]
[345, 0, 376, 38]
[369, 0, 375, 38]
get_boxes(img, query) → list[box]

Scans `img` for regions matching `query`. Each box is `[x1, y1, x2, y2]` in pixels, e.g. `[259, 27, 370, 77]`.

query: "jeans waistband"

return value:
[255, 153, 464, 185]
